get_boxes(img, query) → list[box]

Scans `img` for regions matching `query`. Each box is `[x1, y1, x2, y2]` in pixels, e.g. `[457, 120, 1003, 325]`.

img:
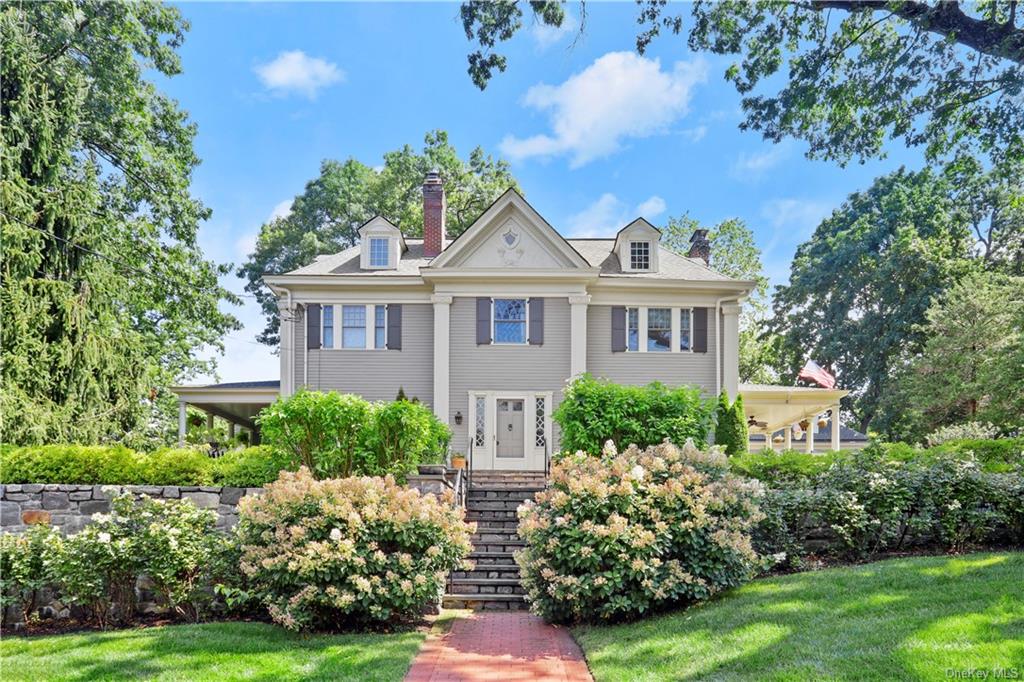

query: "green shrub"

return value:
[713, 392, 748, 456]
[46, 492, 225, 628]
[361, 400, 451, 479]
[930, 438, 1024, 472]
[517, 440, 764, 623]
[0, 524, 61, 626]
[553, 375, 713, 454]
[236, 468, 473, 630]
[257, 389, 371, 479]
[211, 446, 296, 488]
[730, 449, 841, 486]
[925, 421, 1001, 446]
[140, 448, 214, 486]
[1, 445, 142, 484]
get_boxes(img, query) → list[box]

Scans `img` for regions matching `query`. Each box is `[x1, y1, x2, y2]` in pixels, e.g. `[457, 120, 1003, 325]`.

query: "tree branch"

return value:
[811, 0, 1024, 64]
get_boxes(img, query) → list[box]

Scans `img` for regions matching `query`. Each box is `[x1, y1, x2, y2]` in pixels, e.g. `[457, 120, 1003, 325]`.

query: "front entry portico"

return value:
[467, 391, 552, 471]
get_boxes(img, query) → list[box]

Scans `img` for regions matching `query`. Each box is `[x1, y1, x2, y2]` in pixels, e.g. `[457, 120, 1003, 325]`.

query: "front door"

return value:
[496, 399, 525, 462]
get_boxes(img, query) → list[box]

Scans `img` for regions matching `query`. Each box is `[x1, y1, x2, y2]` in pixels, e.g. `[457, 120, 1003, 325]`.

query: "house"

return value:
[173, 172, 848, 466]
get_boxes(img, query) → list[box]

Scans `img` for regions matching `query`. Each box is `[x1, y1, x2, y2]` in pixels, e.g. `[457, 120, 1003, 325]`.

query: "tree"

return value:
[238, 131, 518, 345]
[462, 2, 1023, 176]
[714, 392, 748, 456]
[897, 271, 1024, 437]
[663, 215, 780, 384]
[771, 168, 975, 434]
[1, 1, 238, 446]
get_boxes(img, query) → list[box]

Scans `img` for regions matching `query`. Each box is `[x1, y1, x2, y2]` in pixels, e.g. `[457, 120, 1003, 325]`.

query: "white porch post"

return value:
[805, 421, 815, 453]
[206, 413, 214, 430]
[784, 425, 792, 450]
[228, 422, 236, 439]
[831, 405, 841, 451]
[767, 431, 776, 452]
[177, 401, 187, 446]
[569, 294, 590, 378]
[721, 303, 741, 399]
[432, 295, 452, 425]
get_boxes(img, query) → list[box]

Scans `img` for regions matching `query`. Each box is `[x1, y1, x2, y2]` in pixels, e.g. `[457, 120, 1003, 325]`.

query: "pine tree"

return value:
[714, 392, 748, 456]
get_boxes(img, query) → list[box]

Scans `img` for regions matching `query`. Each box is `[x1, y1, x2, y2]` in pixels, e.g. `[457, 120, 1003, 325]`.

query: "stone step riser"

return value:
[448, 585, 527, 596]
[470, 555, 519, 566]
[466, 501, 528, 511]
[473, 543, 524, 554]
[471, 533, 521, 544]
[471, 521, 519, 531]
[452, 569, 520, 580]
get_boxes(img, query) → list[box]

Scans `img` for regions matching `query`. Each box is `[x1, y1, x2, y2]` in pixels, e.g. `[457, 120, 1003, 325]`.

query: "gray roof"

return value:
[286, 237, 735, 282]
[191, 380, 281, 390]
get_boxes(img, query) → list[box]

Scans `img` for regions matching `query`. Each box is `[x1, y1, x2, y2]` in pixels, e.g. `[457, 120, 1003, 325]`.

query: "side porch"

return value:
[169, 380, 280, 446]
[739, 384, 851, 453]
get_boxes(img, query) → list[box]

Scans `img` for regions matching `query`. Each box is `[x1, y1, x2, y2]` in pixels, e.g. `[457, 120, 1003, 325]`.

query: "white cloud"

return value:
[760, 199, 833, 236]
[565, 193, 667, 237]
[254, 50, 344, 99]
[636, 195, 667, 218]
[235, 232, 257, 259]
[268, 199, 293, 222]
[680, 125, 707, 143]
[500, 52, 708, 167]
[531, 12, 577, 50]
[731, 144, 790, 181]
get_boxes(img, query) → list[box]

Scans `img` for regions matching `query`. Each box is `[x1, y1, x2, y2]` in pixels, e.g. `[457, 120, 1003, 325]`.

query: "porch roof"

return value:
[170, 380, 280, 429]
[738, 383, 849, 435]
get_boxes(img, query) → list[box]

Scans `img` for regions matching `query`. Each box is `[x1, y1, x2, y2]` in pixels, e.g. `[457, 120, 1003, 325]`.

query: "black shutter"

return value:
[476, 298, 491, 345]
[386, 304, 402, 350]
[528, 298, 544, 345]
[693, 307, 708, 353]
[611, 306, 626, 352]
[306, 303, 321, 350]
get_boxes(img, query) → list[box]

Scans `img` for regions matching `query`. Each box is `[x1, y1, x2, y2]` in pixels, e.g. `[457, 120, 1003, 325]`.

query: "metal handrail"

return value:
[467, 440, 474, 490]
[544, 442, 550, 479]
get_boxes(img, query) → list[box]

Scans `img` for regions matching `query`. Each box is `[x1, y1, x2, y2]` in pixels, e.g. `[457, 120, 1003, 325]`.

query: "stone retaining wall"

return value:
[0, 484, 263, 534]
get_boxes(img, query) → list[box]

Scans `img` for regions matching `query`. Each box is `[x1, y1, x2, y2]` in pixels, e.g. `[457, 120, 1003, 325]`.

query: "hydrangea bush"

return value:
[235, 468, 473, 630]
[516, 440, 764, 623]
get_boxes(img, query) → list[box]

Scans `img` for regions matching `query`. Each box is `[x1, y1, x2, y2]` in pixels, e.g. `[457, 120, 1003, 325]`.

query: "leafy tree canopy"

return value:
[1, 1, 238, 446]
[462, 0, 1023, 175]
[238, 131, 518, 345]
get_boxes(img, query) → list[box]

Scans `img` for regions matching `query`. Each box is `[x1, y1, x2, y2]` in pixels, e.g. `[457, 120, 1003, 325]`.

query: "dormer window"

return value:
[630, 241, 651, 270]
[369, 238, 389, 267]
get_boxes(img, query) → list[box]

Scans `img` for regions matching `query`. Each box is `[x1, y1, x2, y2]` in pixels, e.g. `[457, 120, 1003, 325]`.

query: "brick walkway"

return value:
[405, 612, 593, 682]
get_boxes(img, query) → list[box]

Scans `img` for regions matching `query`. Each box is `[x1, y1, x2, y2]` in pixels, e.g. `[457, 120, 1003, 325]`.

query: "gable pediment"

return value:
[427, 190, 591, 272]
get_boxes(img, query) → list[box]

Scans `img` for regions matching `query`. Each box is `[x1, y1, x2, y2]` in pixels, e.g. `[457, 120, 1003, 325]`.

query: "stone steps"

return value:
[447, 472, 546, 612]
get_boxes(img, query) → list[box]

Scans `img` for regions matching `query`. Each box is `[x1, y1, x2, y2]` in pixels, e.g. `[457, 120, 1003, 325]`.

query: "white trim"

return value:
[432, 294, 452, 424]
[569, 294, 589, 377]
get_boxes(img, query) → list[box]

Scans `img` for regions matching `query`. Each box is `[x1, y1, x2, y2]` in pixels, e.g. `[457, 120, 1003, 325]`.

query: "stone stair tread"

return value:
[450, 577, 522, 585]
[443, 593, 525, 601]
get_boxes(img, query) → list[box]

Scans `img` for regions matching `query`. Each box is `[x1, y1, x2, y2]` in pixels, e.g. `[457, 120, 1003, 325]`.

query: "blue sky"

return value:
[164, 2, 924, 383]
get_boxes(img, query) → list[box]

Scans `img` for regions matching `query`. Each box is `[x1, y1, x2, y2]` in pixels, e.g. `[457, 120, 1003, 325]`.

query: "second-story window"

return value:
[369, 238, 389, 267]
[322, 305, 334, 348]
[680, 308, 692, 351]
[630, 241, 650, 270]
[627, 307, 639, 351]
[647, 308, 671, 352]
[342, 305, 366, 348]
[374, 305, 387, 348]
[493, 299, 527, 344]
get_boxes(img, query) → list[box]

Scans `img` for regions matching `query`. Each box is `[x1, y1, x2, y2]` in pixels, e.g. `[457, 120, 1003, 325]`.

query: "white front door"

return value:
[468, 391, 551, 471]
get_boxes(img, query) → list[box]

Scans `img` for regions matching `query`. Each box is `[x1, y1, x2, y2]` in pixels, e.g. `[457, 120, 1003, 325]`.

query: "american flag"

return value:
[798, 360, 836, 388]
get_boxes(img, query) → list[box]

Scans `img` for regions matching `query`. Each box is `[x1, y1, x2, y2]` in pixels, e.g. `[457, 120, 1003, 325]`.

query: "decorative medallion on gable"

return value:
[498, 226, 524, 265]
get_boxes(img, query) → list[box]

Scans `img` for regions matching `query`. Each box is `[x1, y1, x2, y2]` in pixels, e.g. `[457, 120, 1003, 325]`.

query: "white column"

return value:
[831, 405, 841, 451]
[568, 294, 590, 378]
[178, 401, 187, 446]
[784, 425, 792, 450]
[432, 295, 452, 425]
[722, 303, 741, 399]
[767, 431, 776, 452]
[805, 420, 815, 453]
[279, 299, 294, 396]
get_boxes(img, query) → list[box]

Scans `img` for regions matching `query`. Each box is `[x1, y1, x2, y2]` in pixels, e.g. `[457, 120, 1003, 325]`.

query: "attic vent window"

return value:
[369, 238, 389, 267]
[630, 241, 650, 270]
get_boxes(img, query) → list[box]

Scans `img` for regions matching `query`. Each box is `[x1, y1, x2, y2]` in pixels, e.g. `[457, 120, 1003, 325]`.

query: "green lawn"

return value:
[574, 552, 1024, 681]
[0, 620, 429, 681]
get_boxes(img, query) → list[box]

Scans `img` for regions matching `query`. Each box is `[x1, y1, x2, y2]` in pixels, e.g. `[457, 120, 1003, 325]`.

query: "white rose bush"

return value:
[516, 440, 765, 623]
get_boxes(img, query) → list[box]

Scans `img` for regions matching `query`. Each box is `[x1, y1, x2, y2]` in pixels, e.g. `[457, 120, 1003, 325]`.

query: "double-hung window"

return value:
[630, 241, 650, 270]
[627, 307, 640, 352]
[342, 305, 366, 348]
[647, 308, 671, 352]
[374, 305, 387, 348]
[493, 299, 527, 344]
[369, 238, 389, 267]
[680, 308, 692, 351]
[322, 305, 334, 348]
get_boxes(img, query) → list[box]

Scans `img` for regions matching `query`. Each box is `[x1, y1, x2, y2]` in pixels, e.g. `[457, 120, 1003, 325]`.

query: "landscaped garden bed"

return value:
[573, 551, 1024, 681]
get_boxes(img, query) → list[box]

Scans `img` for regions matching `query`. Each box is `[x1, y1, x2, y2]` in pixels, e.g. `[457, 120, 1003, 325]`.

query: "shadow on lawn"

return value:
[575, 553, 1024, 681]
[1, 621, 423, 682]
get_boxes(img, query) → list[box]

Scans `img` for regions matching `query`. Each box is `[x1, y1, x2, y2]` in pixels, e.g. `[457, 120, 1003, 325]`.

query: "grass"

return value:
[573, 552, 1024, 681]
[0, 616, 450, 681]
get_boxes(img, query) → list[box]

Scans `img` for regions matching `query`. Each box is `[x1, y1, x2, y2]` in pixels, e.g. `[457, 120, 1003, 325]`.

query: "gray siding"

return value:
[449, 297, 572, 456]
[586, 305, 718, 395]
[293, 304, 433, 403]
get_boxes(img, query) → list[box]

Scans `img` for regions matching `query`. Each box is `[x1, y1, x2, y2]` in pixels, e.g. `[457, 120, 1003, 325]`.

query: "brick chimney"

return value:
[688, 228, 711, 264]
[423, 169, 446, 258]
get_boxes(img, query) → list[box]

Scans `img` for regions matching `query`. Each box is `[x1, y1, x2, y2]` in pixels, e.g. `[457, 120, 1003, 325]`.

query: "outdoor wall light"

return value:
[454, 411, 463, 426]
